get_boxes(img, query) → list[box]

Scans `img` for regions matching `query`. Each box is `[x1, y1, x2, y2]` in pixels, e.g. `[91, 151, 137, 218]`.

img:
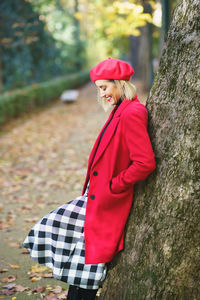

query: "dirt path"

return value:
[0, 82, 147, 299]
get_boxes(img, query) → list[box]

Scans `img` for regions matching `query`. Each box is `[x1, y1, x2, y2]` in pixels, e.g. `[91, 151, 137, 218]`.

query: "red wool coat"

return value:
[82, 94, 156, 264]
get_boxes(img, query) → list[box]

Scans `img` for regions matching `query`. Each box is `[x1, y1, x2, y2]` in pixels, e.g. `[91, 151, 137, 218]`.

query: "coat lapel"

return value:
[91, 95, 138, 168]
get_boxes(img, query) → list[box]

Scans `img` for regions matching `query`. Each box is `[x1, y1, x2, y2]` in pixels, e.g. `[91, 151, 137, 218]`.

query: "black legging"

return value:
[67, 285, 98, 300]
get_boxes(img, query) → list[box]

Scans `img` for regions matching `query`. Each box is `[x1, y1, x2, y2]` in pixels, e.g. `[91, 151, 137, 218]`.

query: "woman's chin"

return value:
[108, 99, 115, 105]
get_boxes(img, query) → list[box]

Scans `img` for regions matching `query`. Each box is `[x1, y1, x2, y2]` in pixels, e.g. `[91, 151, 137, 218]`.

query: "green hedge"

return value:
[0, 70, 90, 125]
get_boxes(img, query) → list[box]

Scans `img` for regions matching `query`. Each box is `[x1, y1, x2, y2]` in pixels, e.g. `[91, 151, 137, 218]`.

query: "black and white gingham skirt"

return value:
[22, 182, 107, 289]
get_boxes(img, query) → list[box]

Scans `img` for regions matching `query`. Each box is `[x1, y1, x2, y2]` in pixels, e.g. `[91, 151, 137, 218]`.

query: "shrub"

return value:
[0, 71, 89, 124]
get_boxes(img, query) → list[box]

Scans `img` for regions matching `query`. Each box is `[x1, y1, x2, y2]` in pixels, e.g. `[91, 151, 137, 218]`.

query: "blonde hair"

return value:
[97, 80, 137, 112]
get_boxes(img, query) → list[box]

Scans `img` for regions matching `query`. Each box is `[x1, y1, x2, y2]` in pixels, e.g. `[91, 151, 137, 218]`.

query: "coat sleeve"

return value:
[110, 106, 156, 193]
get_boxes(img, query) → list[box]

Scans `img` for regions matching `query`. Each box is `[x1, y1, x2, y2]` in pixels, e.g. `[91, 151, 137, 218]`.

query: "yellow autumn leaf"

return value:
[106, 12, 115, 20]
[133, 20, 147, 27]
[74, 12, 83, 20]
[132, 29, 141, 36]
[142, 13, 153, 23]
[114, 2, 144, 15]
[46, 286, 53, 290]
[30, 263, 49, 273]
[149, 0, 157, 10]
[31, 276, 42, 282]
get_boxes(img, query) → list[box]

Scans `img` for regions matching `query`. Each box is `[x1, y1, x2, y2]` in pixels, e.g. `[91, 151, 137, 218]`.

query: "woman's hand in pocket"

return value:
[109, 178, 130, 194]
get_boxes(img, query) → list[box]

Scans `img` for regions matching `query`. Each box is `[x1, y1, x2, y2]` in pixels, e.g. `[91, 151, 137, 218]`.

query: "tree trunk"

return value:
[100, 0, 200, 299]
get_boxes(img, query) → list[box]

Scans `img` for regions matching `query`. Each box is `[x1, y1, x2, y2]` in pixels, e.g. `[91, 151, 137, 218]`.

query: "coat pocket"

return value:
[109, 178, 130, 195]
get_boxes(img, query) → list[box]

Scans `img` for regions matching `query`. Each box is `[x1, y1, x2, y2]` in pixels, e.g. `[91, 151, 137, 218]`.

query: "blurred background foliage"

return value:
[0, 0, 178, 93]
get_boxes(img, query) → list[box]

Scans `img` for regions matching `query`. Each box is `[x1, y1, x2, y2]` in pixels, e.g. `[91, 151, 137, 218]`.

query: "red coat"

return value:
[82, 95, 156, 264]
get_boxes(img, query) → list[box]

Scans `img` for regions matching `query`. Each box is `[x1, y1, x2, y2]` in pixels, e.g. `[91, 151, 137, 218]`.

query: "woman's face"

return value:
[95, 80, 122, 105]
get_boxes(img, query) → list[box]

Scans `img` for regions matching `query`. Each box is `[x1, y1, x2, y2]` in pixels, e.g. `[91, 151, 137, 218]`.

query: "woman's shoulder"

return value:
[122, 98, 148, 119]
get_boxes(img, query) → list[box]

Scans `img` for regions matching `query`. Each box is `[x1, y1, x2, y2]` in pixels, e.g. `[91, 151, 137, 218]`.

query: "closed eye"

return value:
[99, 85, 106, 90]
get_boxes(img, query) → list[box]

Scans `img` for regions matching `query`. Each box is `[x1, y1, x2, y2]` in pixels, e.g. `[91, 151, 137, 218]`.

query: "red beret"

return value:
[90, 57, 135, 82]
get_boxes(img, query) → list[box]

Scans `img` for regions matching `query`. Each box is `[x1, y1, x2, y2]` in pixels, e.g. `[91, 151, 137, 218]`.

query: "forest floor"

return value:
[0, 81, 147, 299]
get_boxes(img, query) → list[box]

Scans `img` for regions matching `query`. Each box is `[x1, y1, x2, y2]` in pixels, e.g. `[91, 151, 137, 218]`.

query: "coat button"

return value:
[90, 194, 95, 200]
[93, 171, 98, 176]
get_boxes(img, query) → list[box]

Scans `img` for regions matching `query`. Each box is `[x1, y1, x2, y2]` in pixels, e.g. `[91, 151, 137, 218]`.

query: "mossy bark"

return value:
[99, 1, 200, 299]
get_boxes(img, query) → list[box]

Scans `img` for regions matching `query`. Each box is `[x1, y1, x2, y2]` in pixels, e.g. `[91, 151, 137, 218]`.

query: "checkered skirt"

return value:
[22, 182, 107, 289]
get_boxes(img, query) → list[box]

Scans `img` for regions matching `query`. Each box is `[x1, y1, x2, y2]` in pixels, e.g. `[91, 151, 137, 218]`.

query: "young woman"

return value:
[22, 58, 156, 300]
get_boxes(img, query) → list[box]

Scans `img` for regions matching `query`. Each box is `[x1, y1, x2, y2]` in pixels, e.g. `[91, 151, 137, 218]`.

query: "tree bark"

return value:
[100, 0, 200, 299]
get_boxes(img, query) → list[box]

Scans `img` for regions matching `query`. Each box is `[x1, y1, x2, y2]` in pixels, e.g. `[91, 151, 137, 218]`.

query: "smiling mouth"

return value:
[106, 97, 112, 102]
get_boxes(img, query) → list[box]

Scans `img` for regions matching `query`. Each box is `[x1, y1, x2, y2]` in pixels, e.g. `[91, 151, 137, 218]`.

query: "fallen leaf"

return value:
[1, 274, 17, 282]
[6, 184, 22, 194]
[52, 286, 62, 294]
[21, 248, 30, 254]
[43, 273, 53, 278]
[57, 290, 69, 299]
[28, 264, 53, 280]
[29, 272, 40, 278]
[4, 237, 13, 241]
[30, 264, 49, 273]
[9, 264, 20, 269]
[0, 220, 13, 230]
[31, 276, 42, 282]
[8, 243, 20, 247]
[2, 283, 16, 289]
[25, 217, 39, 223]
[32, 285, 46, 293]
[44, 293, 58, 300]
[1, 288, 16, 296]
[1, 283, 17, 296]
[18, 204, 34, 213]
[0, 268, 8, 273]
[15, 284, 30, 292]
